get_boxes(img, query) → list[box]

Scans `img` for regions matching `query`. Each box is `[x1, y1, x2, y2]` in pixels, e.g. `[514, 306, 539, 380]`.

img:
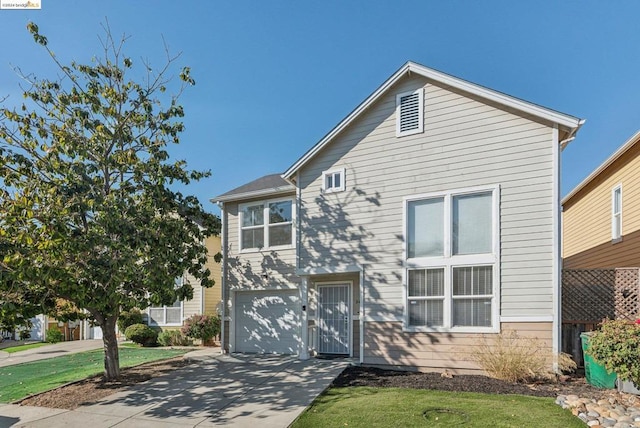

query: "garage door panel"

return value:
[235, 291, 300, 354]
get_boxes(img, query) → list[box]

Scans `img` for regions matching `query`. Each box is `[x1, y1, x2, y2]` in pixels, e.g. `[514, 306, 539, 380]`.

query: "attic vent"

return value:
[396, 89, 424, 137]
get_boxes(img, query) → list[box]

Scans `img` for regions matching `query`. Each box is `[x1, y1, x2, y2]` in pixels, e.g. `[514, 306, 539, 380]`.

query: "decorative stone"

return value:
[589, 411, 602, 418]
[602, 417, 617, 427]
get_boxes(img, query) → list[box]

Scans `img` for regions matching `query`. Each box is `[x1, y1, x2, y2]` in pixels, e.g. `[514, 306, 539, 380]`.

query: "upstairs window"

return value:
[612, 185, 622, 241]
[396, 89, 424, 137]
[322, 168, 346, 193]
[240, 199, 294, 251]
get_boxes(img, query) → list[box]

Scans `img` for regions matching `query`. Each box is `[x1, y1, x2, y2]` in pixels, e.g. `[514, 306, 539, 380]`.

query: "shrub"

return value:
[18, 329, 31, 340]
[46, 329, 64, 343]
[157, 329, 192, 346]
[182, 314, 220, 344]
[117, 309, 144, 333]
[471, 329, 576, 383]
[588, 319, 640, 385]
[124, 323, 158, 347]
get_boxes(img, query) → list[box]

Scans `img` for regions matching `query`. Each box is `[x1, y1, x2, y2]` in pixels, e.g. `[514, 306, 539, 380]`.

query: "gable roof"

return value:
[283, 61, 584, 180]
[562, 130, 640, 205]
[214, 173, 295, 203]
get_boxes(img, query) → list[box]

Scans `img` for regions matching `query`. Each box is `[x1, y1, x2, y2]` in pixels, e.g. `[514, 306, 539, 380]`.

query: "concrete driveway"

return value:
[0, 353, 347, 427]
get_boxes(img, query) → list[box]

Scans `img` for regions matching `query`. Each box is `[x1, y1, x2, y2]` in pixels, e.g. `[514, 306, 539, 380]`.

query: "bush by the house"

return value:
[181, 314, 220, 344]
[46, 329, 64, 343]
[124, 323, 158, 347]
[157, 329, 192, 346]
[472, 329, 576, 383]
[588, 319, 640, 385]
[117, 309, 144, 333]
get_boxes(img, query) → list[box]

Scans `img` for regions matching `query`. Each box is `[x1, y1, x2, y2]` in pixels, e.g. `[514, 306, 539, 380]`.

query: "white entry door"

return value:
[318, 284, 350, 355]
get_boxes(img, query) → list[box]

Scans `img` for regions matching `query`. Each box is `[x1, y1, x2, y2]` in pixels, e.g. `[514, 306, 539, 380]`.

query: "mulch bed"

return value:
[332, 366, 608, 400]
[19, 357, 192, 409]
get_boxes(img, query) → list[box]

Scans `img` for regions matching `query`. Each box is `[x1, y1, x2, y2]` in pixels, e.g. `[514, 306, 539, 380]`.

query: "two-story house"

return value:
[215, 61, 583, 373]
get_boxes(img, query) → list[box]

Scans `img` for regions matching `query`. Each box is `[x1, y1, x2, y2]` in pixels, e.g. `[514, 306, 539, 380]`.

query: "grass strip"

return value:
[2, 343, 50, 354]
[292, 387, 584, 428]
[0, 347, 188, 403]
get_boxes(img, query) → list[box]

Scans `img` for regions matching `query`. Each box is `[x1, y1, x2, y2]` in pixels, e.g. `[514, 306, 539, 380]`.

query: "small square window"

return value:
[322, 168, 346, 193]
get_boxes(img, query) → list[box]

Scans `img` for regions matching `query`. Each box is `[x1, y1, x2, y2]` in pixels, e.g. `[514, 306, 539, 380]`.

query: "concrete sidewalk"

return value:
[0, 340, 104, 368]
[0, 352, 347, 428]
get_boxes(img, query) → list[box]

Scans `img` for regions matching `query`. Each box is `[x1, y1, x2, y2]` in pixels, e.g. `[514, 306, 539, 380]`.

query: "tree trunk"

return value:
[102, 315, 120, 380]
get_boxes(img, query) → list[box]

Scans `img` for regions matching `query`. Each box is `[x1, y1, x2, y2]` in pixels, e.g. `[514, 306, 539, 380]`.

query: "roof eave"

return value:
[212, 185, 295, 204]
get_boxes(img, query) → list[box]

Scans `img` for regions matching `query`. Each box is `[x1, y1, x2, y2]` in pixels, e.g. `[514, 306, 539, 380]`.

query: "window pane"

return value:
[166, 307, 181, 324]
[242, 228, 264, 249]
[325, 174, 333, 189]
[333, 173, 341, 189]
[453, 192, 492, 255]
[408, 198, 444, 258]
[269, 224, 292, 246]
[453, 266, 492, 296]
[149, 308, 165, 325]
[242, 205, 264, 227]
[269, 201, 292, 224]
[453, 298, 492, 327]
[426, 269, 444, 296]
[409, 300, 443, 326]
[614, 188, 621, 213]
[408, 270, 425, 297]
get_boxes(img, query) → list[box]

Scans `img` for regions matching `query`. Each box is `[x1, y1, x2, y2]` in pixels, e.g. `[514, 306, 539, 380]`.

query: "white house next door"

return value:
[318, 283, 350, 355]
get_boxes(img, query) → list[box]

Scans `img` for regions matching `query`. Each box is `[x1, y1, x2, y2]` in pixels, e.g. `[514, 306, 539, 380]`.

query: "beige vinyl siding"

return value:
[563, 142, 640, 268]
[363, 321, 552, 374]
[204, 235, 222, 314]
[299, 74, 556, 320]
[224, 195, 299, 292]
[182, 271, 201, 320]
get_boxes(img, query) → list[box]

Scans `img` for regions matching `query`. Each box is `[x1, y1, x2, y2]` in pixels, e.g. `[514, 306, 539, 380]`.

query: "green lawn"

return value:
[0, 347, 188, 403]
[292, 387, 584, 428]
[2, 342, 49, 354]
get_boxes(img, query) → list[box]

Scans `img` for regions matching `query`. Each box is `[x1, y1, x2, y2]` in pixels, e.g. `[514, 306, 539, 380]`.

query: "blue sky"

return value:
[1, 1, 639, 215]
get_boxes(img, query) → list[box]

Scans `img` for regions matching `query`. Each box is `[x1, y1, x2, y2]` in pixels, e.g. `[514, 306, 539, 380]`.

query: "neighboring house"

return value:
[563, 130, 640, 269]
[215, 61, 583, 373]
[146, 235, 223, 331]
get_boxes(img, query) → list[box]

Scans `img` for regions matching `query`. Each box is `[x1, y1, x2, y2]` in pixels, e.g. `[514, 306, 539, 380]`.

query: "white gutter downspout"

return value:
[552, 125, 561, 371]
[360, 266, 365, 364]
[217, 201, 228, 354]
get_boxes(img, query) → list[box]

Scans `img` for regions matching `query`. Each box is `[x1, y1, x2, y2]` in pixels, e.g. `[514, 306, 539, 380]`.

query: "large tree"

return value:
[0, 23, 218, 379]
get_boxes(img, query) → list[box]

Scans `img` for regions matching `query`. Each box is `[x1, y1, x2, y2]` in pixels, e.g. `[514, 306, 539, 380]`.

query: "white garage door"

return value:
[235, 290, 300, 354]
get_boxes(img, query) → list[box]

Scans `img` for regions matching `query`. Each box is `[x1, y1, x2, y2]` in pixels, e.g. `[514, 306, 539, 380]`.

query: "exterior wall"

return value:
[298, 74, 557, 324]
[363, 321, 552, 374]
[563, 142, 640, 268]
[224, 195, 299, 293]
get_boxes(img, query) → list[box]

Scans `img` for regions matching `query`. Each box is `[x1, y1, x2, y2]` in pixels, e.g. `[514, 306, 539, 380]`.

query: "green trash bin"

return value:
[581, 332, 617, 389]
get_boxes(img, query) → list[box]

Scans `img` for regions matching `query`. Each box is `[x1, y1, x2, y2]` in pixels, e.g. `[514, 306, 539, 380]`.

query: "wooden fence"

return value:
[562, 268, 640, 366]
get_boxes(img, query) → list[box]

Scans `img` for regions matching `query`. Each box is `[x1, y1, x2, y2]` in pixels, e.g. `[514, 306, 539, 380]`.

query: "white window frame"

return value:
[396, 88, 424, 137]
[239, 197, 295, 252]
[148, 277, 184, 327]
[402, 185, 500, 333]
[322, 168, 346, 193]
[612, 184, 622, 241]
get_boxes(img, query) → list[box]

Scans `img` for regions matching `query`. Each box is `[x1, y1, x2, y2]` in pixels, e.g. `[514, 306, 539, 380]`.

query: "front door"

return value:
[318, 283, 350, 355]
